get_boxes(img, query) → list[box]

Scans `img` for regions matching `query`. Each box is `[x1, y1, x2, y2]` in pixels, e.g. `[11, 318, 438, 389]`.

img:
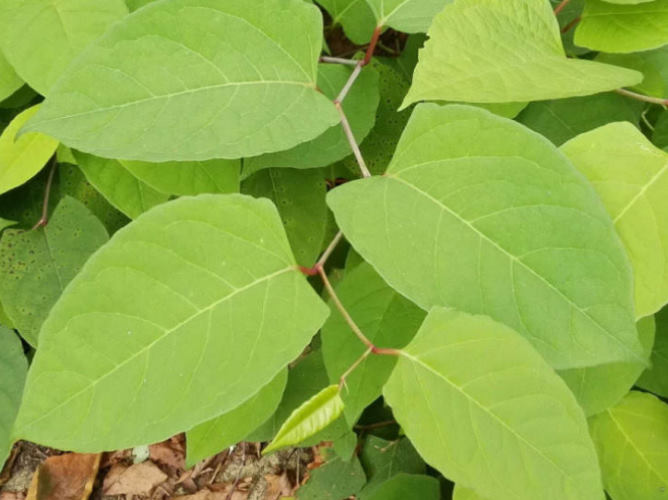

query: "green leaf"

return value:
[121, 159, 239, 197]
[74, 152, 170, 219]
[0, 217, 15, 233]
[589, 391, 668, 500]
[0, 50, 22, 103]
[317, 0, 376, 44]
[558, 315, 655, 416]
[575, 0, 668, 54]
[638, 307, 668, 397]
[296, 453, 366, 500]
[603, 0, 657, 4]
[364, 473, 440, 500]
[185, 369, 288, 467]
[0, 0, 128, 95]
[0, 300, 14, 329]
[358, 436, 426, 499]
[402, 0, 643, 106]
[366, 0, 452, 33]
[13, 194, 329, 451]
[0, 327, 27, 468]
[264, 384, 344, 454]
[561, 122, 668, 319]
[383, 308, 604, 500]
[322, 262, 425, 425]
[0, 105, 58, 195]
[517, 93, 643, 146]
[0, 197, 109, 346]
[328, 104, 642, 369]
[453, 485, 490, 500]
[244, 64, 379, 173]
[242, 168, 327, 267]
[24, 0, 339, 162]
[597, 47, 668, 97]
[654, 112, 668, 149]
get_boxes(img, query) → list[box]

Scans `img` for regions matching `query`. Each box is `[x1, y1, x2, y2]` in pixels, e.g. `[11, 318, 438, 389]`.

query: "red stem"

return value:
[31, 157, 57, 231]
[363, 26, 382, 66]
[553, 0, 571, 15]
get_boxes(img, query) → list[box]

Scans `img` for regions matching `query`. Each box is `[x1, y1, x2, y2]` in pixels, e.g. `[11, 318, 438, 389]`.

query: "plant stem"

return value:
[560, 16, 580, 33]
[364, 26, 382, 66]
[615, 88, 668, 106]
[335, 62, 363, 103]
[339, 346, 373, 391]
[553, 0, 571, 15]
[31, 157, 57, 231]
[319, 56, 358, 66]
[336, 101, 372, 178]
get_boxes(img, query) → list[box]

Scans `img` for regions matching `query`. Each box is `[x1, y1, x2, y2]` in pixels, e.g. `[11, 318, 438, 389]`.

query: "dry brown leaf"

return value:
[25, 453, 100, 500]
[103, 461, 167, 496]
[264, 473, 293, 498]
[0, 492, 26, 500]
[174, 487, 246, 500]
[149, 437, 185, 474]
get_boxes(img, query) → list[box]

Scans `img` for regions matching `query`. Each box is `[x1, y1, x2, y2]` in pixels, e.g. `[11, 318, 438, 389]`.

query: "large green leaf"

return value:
[13, 194, 329, 451]
[317, 0, 375, 44]
[383, 308, 604, 500]
[365, 0, 451, 32]
[0, 105, 58, 195]
[322, 262, 424, 425]
[589, 391, 668, 500]
[74, 152, 170, 219]
[402, 0, 642, 105]
[0, 50, 22, 103]
[559, 315, 655, 416]
[0, 327, 27, 468]
[244, 64, 379, 173]
[638, 307, 668, 397]
[561, 123, 668, 319]
[24, 0, 339, 161]
[0, 0, 128, 95]
[242, 168, 327, 267]
[185, 369, 287, 467]
[364, 473, 440, 500]
[296, 452, 367, 500]
[575, 0, 668, 54]
[597, 47, 668, 97]
[0, 197, 109, 346]
[121, 159, 240, 196]
[453, 485, 489, 500]
[328, 104, 642, 369]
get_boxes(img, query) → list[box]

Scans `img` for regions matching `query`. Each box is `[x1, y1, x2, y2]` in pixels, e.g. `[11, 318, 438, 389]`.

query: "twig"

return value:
[336, 102, 371, 178]
[615, 88, 668, 106]
[299, 231, 344, 276]
[319, 56, 358, 66]
[31, 156, 57, 230]
[335, 62, 363, 103]
[363, 26, 382, 65]
[560, 16, 580, 33]
[553, 0, 571, 15]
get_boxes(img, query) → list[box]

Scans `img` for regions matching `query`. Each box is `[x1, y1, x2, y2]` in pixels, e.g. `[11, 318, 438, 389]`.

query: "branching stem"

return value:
[615, 88, 668, 107]
[319, 56, 358, 66]
[339, 347, 373, 391]
[31, 157, 57, 231]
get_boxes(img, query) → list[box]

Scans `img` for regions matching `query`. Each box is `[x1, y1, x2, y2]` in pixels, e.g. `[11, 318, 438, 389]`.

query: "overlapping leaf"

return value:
[317, 0, 376, 44]
[23, 0, 339, 161]
[363, 473, 440, 500]
[0, 51, 22, 103]
[13, 194, 329, 451]
[328, 104, 642, 369]
[638, 307, 668, 397]
[0, 327, 27, 468]
[366, 0, 451, 32]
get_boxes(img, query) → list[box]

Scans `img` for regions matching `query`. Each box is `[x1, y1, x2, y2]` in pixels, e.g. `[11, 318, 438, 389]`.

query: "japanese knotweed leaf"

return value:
[244, 64, 379, 173]
[74, 152, 170, 219]
[402, 0, 643, 106]
[23, 0, 339, 162]
[453, 485, 489, 500]
[383, 308, 604, 500]
[589, 391, 668, 500]
[317, 0, 375, 44]
[364, 473, 440, 500]
[0, 197, 109, 346]
[0, 327, 27, 468]
[638, 307, 668, 397]
[561, 123, 668, 319]
[264, 384, 344, 454]
[328, 104, 642, 369]
[575, 0, 668, 54]
[322, 262, 425, 425]
[13, 194, 329, 451]
[597, 47, 668, 97]
[366, 0, 452, 33]
[0, 50, 22, 103]
[185, 369, 287, 467]
[0, 105, 58, 195]
[0, 0, 128, 95]
[296, 453, 366, 500]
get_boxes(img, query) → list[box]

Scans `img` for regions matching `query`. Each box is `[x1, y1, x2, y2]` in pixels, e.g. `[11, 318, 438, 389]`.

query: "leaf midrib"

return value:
[612, 160, 668, 223]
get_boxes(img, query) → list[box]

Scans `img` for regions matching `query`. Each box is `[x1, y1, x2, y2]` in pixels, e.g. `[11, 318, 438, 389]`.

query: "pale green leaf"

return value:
[0, 197, 109, 346]
[317, 0, 376, 44]
[453, 485, 490, 500]
[366, 0, 451, 33]
[559, 315, 655, 416]
[328, 104, 642, 369]
[364, 473, 440, 500]
[0, 105, 58, 195]
[74, 152, 170, 219]
[244, 64, 379, 173]
[125, 0, 155, 10]
[0, 327, 27, 468]
[517, 93, 643, 146]
[24, 0, 339, 161]
[186, 369, 287, 467]
[242, 168, 327, 267]
[0, 50, 22, 103]
[589, 391, 668, 500]
[264, 384, 344, 454]
[383, 308, 604, 500]
[603, 0, 657, 4]
[561, 122, 668, 318]
[597, 47, 668, 97]
[121, 159, 240, 196]
[322, 262, 424, 425]
[13, 194, 329, 451]
[403, 0, 643, 106]
[575, 0, 668, 53]
[0, 0, 128, 95]
[638, 307, 668, 397]
[296, 454, 366, 500]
